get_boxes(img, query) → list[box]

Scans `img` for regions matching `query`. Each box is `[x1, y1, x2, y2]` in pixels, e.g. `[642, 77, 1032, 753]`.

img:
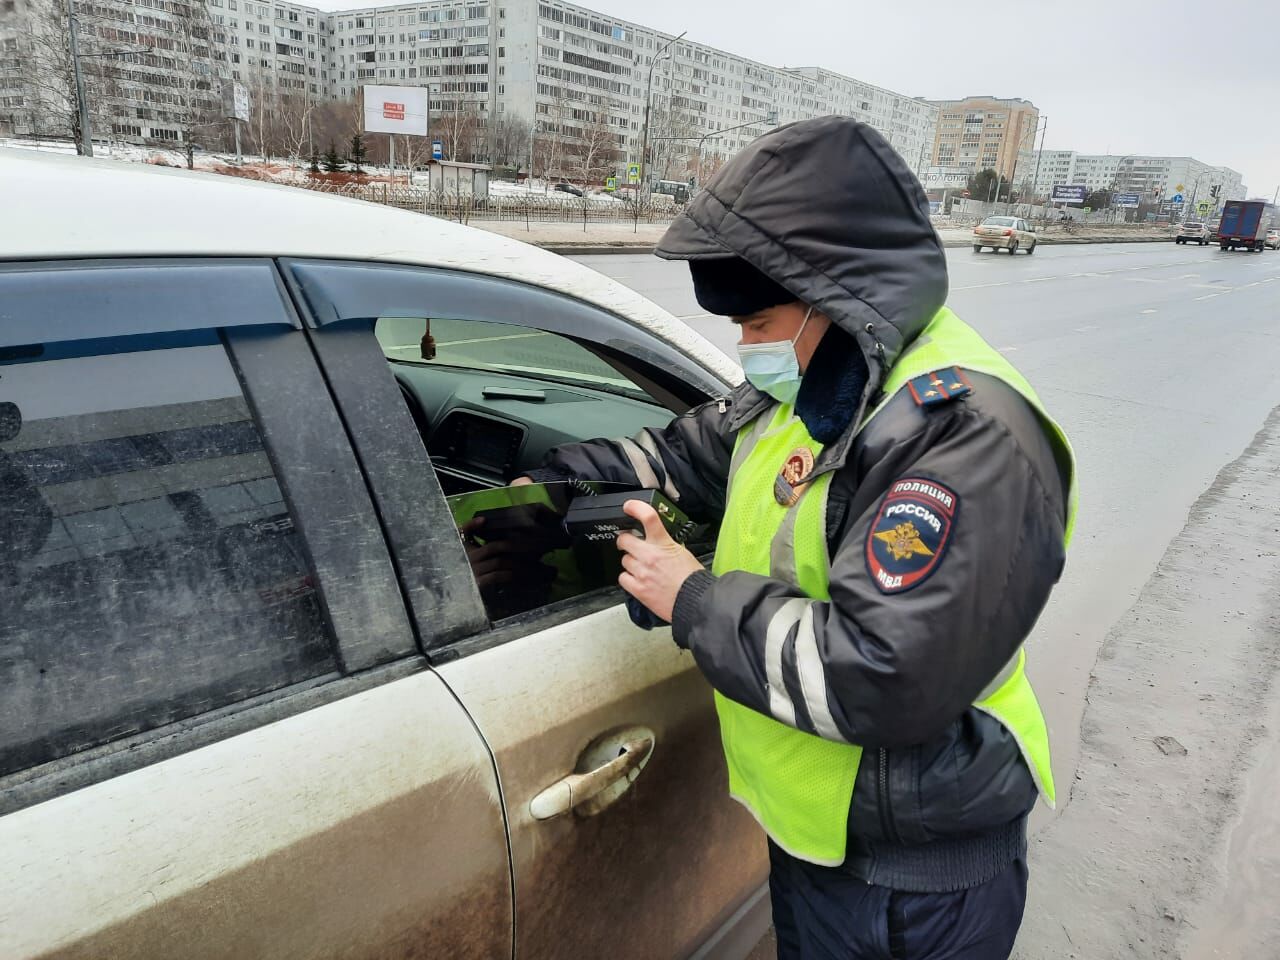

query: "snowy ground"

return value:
[1, 138, 640, 204]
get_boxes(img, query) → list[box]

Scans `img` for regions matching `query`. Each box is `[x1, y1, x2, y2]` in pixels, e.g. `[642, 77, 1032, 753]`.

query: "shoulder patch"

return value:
[905, 367, 973, 408]
[865, 478, 959, 594]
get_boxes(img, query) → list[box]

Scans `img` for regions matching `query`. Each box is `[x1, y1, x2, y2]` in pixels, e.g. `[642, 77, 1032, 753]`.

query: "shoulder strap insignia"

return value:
[905, 367, 973, 408]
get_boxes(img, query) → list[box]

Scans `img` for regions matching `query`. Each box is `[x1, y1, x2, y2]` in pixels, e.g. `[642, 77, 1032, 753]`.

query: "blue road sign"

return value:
[1172, 193, 1184, 204]
[1114, 193, 1141, 208]
[432, 139, 443, 161]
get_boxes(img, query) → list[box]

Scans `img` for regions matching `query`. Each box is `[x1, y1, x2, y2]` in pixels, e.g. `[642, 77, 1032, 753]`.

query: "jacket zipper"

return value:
[877, 748, 903, 845]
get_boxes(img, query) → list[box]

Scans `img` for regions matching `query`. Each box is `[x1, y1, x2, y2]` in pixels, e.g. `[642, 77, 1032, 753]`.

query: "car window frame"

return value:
[0, 258, 424, 812]
[279, 259, 732, 660]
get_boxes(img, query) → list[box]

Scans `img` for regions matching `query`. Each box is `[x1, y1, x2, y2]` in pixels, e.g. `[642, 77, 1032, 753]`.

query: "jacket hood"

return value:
[656, 116, 948, 398]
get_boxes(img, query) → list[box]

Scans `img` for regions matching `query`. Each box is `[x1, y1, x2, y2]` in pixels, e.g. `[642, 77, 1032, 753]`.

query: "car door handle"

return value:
[529, 732, 655, 821]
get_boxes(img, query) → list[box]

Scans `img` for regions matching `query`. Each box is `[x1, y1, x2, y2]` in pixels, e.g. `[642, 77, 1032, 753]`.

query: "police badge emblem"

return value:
[775, 447, 815, 506]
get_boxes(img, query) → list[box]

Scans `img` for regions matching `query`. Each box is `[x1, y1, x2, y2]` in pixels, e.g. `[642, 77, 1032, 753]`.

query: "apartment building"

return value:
[2, 0, 939, 180]
[927, 95, 1039, 184]
[322, 0, 938, 180]
[0, 0, 333, 143]
[1030, 150, 1246, 207]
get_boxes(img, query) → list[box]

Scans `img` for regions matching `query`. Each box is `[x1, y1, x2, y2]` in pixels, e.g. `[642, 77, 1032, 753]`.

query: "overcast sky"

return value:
[315, 0, 1279, 197]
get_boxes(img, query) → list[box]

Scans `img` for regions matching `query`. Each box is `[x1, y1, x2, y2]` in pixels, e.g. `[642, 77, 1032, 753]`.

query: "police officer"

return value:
[521, 116, 1075, 959]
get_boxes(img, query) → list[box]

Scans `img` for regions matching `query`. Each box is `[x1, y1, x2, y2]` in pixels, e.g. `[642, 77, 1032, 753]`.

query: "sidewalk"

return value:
[472, 219, 1172, 255]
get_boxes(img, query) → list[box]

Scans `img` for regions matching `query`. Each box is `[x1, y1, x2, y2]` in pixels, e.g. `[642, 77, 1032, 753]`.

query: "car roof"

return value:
[1, 148, 738, 385]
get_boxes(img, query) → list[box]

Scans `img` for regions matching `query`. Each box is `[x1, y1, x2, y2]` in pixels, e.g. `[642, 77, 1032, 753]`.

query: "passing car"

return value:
[1266, 229, 1280, 250]
[1174, 222, 1211, 245]
[972, 215, 1037, 254]
[0, 149, 769, 959]
[554, 180, 585, 197]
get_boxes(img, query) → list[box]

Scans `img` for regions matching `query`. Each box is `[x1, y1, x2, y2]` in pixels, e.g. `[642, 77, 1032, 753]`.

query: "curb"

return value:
[540, 236, 1175, 256]
[541, 244, 657, 255]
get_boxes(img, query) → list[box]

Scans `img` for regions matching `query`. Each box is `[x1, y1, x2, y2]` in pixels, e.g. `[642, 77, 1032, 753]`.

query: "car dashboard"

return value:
[392, 361, 676, 495]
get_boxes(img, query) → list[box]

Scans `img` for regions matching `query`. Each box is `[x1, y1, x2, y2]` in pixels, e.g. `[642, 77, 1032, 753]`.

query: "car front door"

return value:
[285, 259, 771, 960]
[0, 260, 511, 960]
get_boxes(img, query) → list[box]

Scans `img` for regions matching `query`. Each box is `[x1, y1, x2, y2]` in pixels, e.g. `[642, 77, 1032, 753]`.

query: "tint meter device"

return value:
[562, 490, 694, 544]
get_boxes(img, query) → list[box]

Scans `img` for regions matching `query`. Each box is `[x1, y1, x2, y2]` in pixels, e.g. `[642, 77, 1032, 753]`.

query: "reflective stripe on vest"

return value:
[711, 306, 1076, 867]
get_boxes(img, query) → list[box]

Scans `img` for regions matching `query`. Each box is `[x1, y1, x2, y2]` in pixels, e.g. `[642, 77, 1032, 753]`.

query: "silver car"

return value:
[0, 149, 768, 959]
[973, 215, 1038, 255]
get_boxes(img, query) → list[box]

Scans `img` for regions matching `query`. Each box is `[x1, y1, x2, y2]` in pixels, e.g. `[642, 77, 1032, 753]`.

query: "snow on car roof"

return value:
[0, 148, 738, 386]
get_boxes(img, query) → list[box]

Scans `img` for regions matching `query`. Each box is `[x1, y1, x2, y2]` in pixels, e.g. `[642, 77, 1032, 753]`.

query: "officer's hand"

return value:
[615, 500, 703, 624]
[511, 477, 534, 487]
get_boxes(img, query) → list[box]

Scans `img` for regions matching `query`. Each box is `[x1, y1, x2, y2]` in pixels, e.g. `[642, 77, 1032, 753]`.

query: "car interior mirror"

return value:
[0, 401, 20, 443]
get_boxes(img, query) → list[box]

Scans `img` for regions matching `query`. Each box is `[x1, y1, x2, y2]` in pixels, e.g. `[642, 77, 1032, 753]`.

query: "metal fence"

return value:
[302, 180, 677, 226]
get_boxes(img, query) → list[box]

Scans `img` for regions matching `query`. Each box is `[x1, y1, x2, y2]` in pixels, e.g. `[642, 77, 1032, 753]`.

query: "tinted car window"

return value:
[0, 334, 336, 778]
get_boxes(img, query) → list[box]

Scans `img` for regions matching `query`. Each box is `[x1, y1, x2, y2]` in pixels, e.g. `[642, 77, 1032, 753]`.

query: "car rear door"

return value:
[0, 259, 511, 960]
[283, 259, 772, 960]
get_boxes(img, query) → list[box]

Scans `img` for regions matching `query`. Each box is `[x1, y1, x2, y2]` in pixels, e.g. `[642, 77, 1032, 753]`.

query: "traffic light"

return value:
[1210, 185, 1220, 199]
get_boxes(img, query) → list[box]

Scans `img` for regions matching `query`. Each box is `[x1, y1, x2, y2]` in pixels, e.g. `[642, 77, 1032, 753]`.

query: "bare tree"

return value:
[491, 114, 531, 171]
[435, 97, 481, 163]
[397, 133, 432, 184]
[647, 105, 698, 182]
[7, 0, 120, 151]
[166, 0, 230, 161]
[570, 111, 620, 188]
[309, 95, 361, 162]
[276, 88, 319, 165]
[533, 97, 571, 185]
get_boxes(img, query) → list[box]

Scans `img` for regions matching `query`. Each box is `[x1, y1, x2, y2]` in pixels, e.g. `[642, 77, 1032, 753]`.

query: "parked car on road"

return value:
[1266, 229, 1280, 250]
[0, 148, 768, 960]
[1173, 222, 1211, 245]
[973, 215, 1038, 254]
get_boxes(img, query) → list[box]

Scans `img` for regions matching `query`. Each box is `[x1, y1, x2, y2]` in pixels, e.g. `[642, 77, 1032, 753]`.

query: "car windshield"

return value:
[376, 316, 652, 402]
[983, 217, 1017, 227]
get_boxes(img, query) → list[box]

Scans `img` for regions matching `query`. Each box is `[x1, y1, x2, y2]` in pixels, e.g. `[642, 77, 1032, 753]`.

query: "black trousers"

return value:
[768, 842, 1028, 960]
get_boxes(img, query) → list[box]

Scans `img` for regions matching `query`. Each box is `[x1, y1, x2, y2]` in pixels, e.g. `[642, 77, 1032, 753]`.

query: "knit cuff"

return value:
[672, 569, 715, 649]
[522, 466, 574, 484]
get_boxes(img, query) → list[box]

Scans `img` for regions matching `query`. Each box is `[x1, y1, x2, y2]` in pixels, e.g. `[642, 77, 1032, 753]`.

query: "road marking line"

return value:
[951, 281, 1013, 291]
[1194, 293, 1225, 301]
[998, 346, 1018, 352]
[1127, 277, 1164, 283]
[1075, 325, 1098, 332]
[1141, 309, 1157, 314]
[1022, 277, 1055, 283]
[678, 312, 714, 320]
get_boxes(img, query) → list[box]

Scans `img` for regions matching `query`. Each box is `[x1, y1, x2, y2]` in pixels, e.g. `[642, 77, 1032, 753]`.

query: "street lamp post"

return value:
[658, 111, 776, 192]
[639, 30, 686, 199]
[1029, 116, 1048, 208]
[1003, 114, 1046, 215]
[66, 0, 93, 156]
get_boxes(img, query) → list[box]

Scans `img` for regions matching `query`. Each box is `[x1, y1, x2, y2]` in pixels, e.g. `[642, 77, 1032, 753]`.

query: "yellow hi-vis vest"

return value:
[712, 306, 1077, 867]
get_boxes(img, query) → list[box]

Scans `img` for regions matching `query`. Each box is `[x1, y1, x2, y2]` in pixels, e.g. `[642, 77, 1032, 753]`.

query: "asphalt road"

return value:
[574, 243, 1280, 959]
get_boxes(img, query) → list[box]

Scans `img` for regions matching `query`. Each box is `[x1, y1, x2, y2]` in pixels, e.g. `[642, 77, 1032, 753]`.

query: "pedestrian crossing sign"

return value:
[627, 163, 641, 184]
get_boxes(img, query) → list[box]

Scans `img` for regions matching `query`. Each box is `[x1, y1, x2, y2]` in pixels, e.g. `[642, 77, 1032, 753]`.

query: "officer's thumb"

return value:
[623, 499, 671, 544]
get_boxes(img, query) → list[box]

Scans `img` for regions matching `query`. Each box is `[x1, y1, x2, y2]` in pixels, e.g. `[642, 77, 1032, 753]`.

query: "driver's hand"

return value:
[511, 476, 534, 487]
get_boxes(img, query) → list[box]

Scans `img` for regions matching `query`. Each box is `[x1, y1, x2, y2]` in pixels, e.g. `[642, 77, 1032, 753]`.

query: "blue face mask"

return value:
[736, 305, 813, 405]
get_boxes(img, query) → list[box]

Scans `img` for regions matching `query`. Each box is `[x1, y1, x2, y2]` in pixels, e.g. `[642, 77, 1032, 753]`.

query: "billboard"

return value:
[362, 85, 429, 136]
[223, 81, 250, 122]
[1052, 184, 1087, 205]
[923, 166, 969, 190]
